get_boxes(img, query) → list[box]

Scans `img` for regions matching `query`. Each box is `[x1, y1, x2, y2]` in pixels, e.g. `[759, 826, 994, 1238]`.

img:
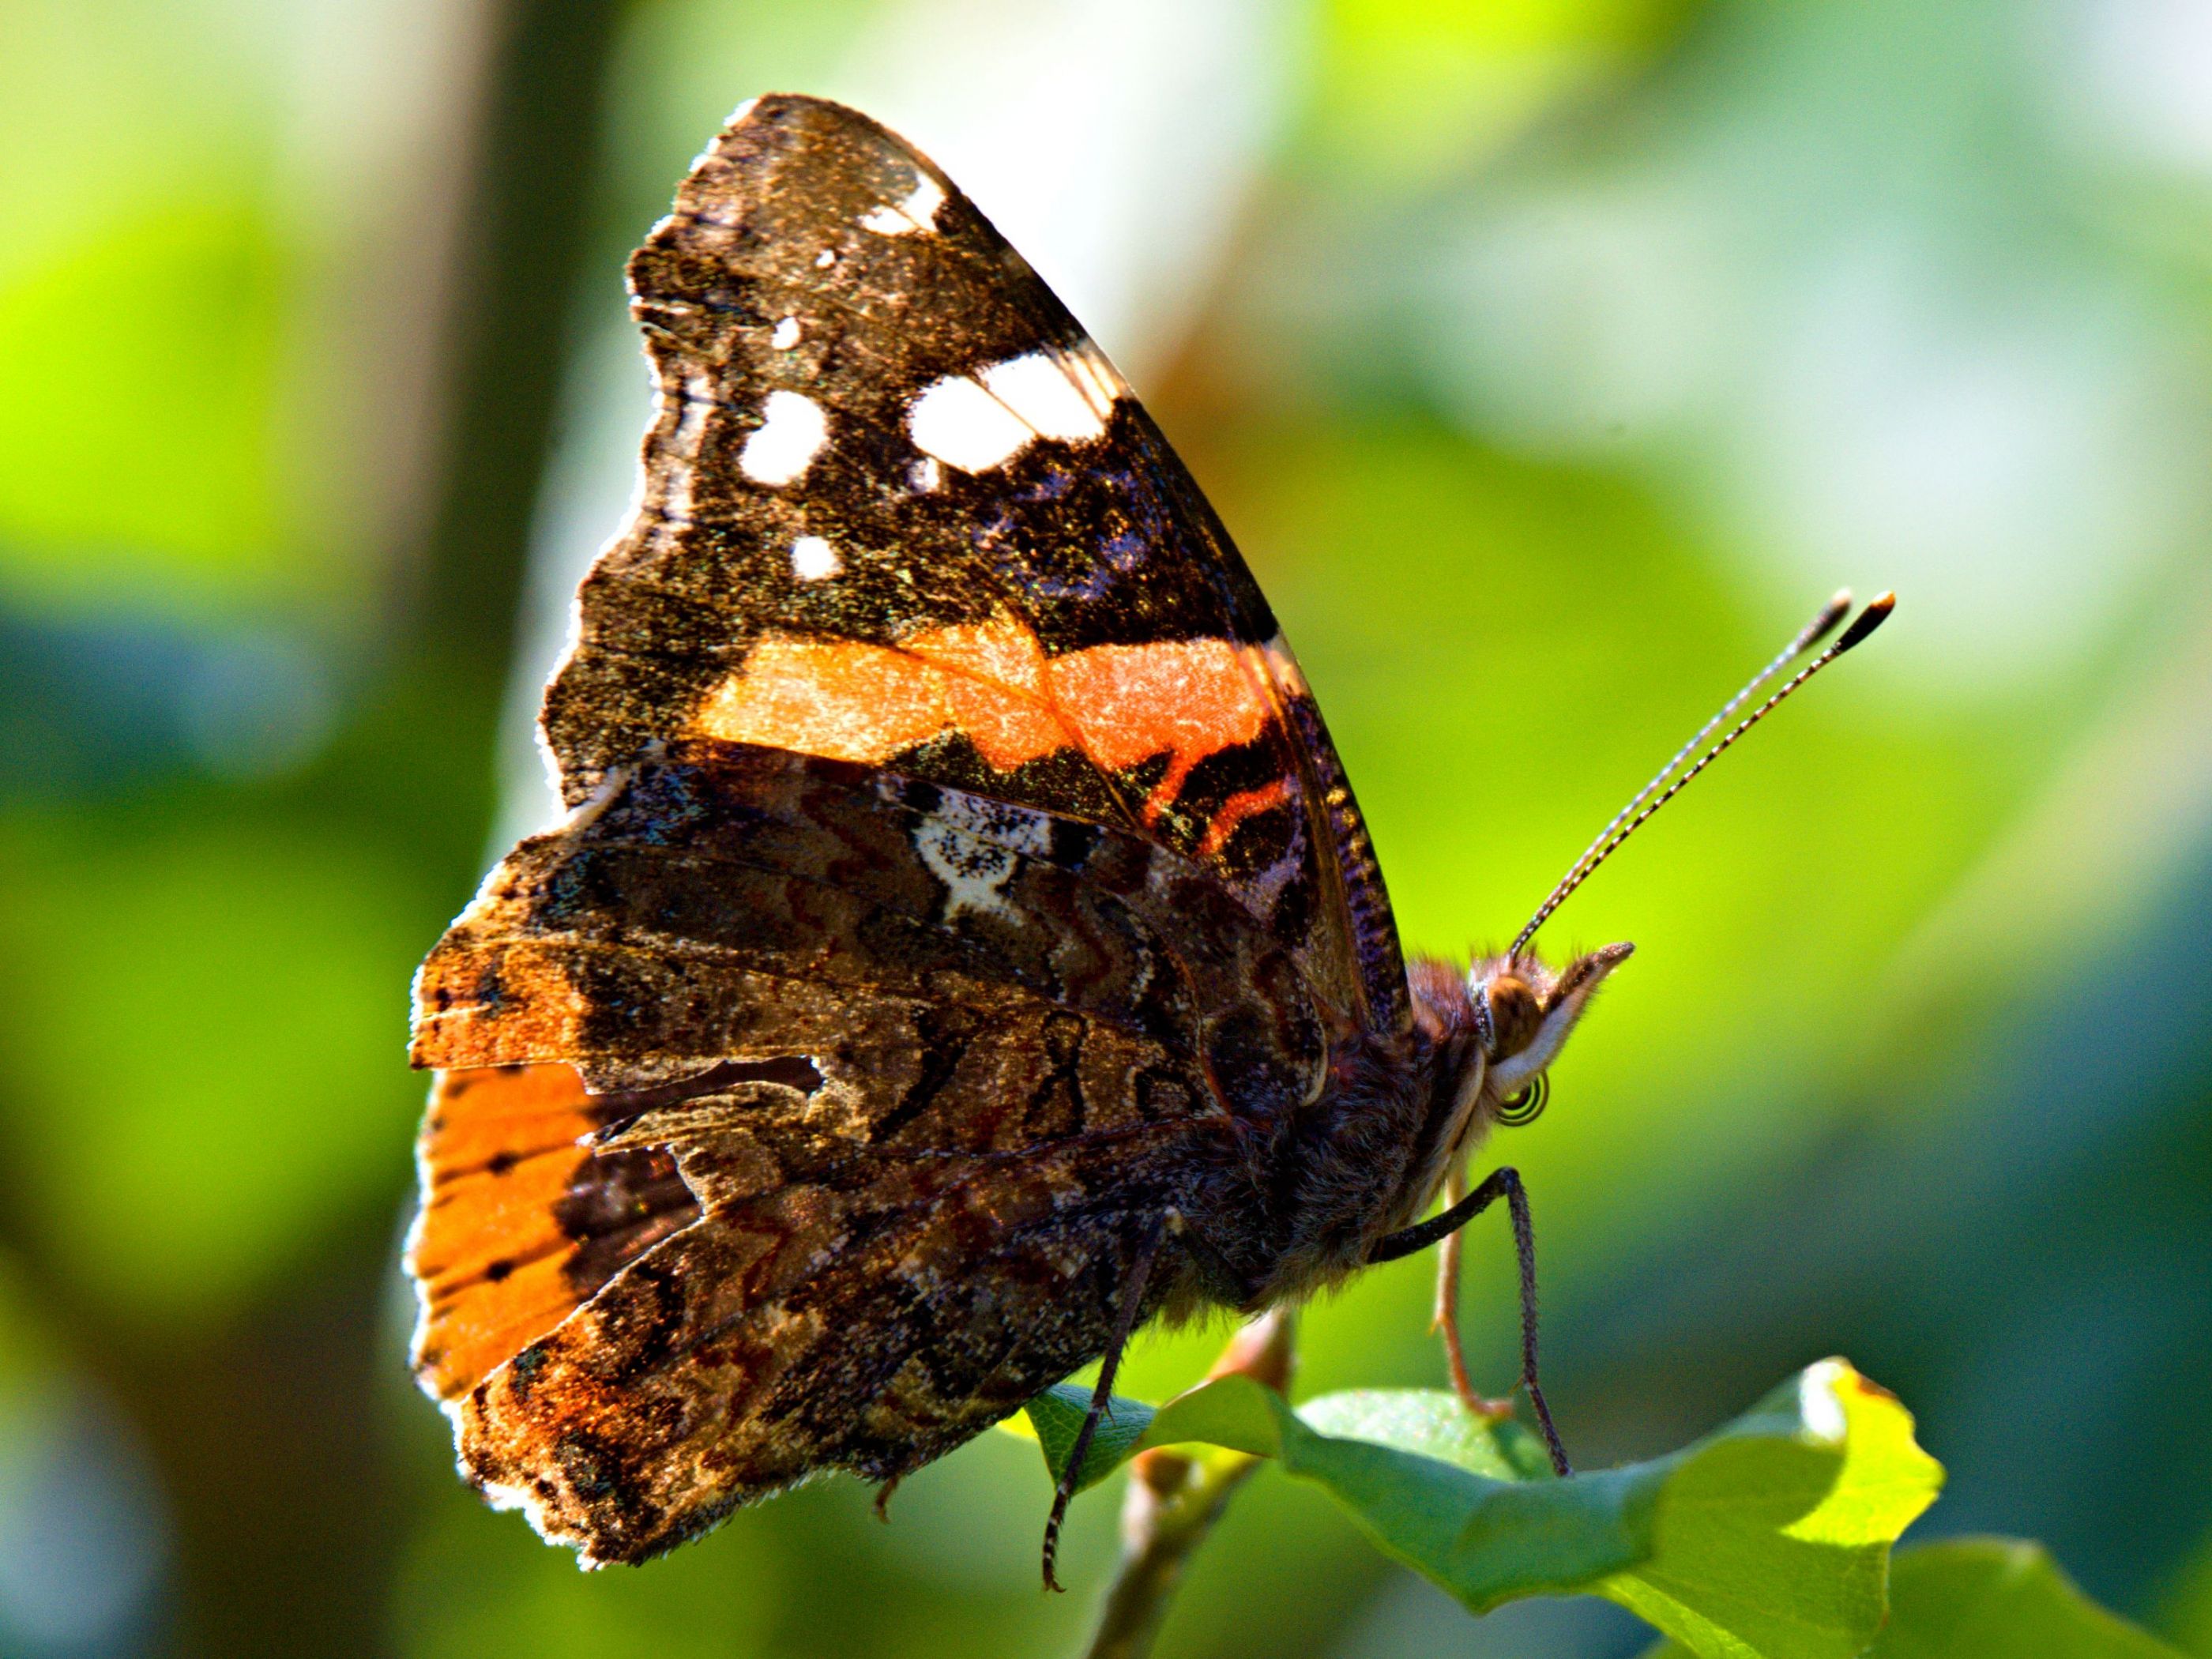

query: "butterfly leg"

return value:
[1370, 1167, 1570, 1477]
[1431, 1166, 1518, 1420]
[873, 1473, 902, 1522]
[1041, 1216, 1168, 1593]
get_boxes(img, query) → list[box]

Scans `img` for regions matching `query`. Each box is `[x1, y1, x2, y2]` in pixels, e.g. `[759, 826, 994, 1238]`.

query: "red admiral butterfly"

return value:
[404, 93, 1891, 1585]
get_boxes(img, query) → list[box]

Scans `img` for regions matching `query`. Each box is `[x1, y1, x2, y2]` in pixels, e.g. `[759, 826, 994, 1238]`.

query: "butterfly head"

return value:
[1465, 942, 1635, 1126]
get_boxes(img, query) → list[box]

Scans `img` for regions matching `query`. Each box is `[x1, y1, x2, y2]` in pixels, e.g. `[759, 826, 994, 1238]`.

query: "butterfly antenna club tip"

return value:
[1834, 590, 1895, 653]
[1804, 589, 1854, 648]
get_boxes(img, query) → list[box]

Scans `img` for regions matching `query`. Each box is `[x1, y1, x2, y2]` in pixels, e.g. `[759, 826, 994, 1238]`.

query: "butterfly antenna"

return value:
[1528, 589, 1852, 932]
[1510, 592, 1893, 960]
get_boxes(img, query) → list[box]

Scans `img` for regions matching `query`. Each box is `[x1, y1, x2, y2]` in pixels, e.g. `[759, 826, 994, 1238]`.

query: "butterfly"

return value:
[404, 92, 1890, 1585]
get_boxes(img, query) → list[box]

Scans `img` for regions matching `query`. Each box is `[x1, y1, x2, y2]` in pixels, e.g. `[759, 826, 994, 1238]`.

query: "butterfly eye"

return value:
[1495, 1074, 1550, 1128]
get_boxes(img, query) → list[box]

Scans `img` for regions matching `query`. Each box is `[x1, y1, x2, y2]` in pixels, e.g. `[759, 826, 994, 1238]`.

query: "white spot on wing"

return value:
[1062, 348, 1125, 418]
[860, 171, 947, 235]
[907, 175, 947, 224]
[981, 352, 1112, 444]
[906, 348, 1123, 474]
[739, 390, 826, 486]
[770, 316, 800, 350]
[814, 248, 835, 269]
[908, 374, 1033, 472]
[909, 457, 941, 494]
[790, 535, 841, 581]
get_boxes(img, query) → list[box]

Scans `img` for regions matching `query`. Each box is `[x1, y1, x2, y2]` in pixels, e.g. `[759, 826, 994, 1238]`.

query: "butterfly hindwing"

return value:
[540, 93, 1407, 1037]
[408, 742, 1325, 1560]
[457, 1123, 1181, 1564]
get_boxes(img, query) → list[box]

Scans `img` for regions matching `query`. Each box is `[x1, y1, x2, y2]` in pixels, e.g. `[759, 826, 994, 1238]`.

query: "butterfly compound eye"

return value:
[1484, 975, 1543, 1058]
[1495, 1073, 1550, 1128]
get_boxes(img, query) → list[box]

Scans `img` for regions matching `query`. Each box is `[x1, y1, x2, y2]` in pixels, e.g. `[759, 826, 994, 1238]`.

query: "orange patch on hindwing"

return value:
[407, 1065, 695, 1401]
[693, 611, 1281, 826]
[411, 941, 593, 1070]
[408, 1066, 600, 1399]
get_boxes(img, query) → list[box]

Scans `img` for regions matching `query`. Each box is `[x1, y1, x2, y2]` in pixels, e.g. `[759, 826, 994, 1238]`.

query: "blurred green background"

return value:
[3, 0, 2210, 1653]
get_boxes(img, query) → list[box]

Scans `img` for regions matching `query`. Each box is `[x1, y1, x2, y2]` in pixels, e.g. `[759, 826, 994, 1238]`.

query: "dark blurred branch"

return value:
[310, 0, 641, 886]
[1083, 1310, 1295, 1659]
[408, 0, 637, 680]
[32, 5, 642, 1656]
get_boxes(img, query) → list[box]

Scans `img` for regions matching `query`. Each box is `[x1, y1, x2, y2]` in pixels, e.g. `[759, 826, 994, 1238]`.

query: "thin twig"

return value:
[1081, 1309, 1296, 1659]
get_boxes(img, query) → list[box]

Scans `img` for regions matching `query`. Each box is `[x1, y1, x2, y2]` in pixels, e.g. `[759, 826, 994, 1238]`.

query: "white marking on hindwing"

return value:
[770, 316, 800, 350]
[860, 171, 947, 235]
[909, 457, 941, 494]
[903, 791, 1056, 922]
[905, 348, 1121, 473]
[814, 248, 836, 269]
[739, 389, 826, 486]
[657, 370, 718, 525]
[670, 371, 715, 450]
[937, 792, 1054, 856]
[790, 535, 840, 581]
[913, 818, 1022, 922]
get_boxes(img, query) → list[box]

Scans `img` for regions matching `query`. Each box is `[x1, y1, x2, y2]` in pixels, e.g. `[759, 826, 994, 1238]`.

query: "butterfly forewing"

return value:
[540, 93, 1405, 1036]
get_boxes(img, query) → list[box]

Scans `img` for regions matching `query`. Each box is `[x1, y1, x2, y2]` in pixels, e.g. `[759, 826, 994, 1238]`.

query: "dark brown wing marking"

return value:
[413, 741, 1323, 1133]
[536, 92, 1407, 1036]
[407, 739, 1323, 1559]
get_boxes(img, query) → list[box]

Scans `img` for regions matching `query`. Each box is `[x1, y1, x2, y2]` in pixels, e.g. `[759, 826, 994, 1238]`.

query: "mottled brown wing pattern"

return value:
[461, 1114, 1185, 1564]
[540, 92, 1406, 1036]
[408, 739, 1325, 1561]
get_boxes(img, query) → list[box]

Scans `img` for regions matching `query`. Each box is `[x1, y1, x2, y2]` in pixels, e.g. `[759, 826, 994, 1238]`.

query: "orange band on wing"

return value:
[408, 1064, 699, 1401]
[1194, 779, 1292, 860]
[692, 611, 1281, 822]
[1043, 638, 1269, 821]
[408, 1065, 603, 1401]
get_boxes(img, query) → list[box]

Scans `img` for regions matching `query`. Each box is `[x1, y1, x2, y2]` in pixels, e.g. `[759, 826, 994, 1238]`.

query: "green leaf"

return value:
[1023, 1357, 1941, 1659]
[1642, 1538, 2186, 1659]
[1599, 1362, 1943, 1659]
[1871, 1539, 2186, 1658]
[1021, 1384, 1157, 1495]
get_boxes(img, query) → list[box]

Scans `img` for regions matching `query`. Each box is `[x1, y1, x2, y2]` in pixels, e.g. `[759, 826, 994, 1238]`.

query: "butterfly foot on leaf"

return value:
[873, 1474, 902, 1522]
[1454, 1386, 1521, 1424]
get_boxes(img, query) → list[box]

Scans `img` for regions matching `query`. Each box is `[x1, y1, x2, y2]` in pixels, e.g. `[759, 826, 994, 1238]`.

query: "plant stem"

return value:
[1081, 1309, 1295, 1659]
